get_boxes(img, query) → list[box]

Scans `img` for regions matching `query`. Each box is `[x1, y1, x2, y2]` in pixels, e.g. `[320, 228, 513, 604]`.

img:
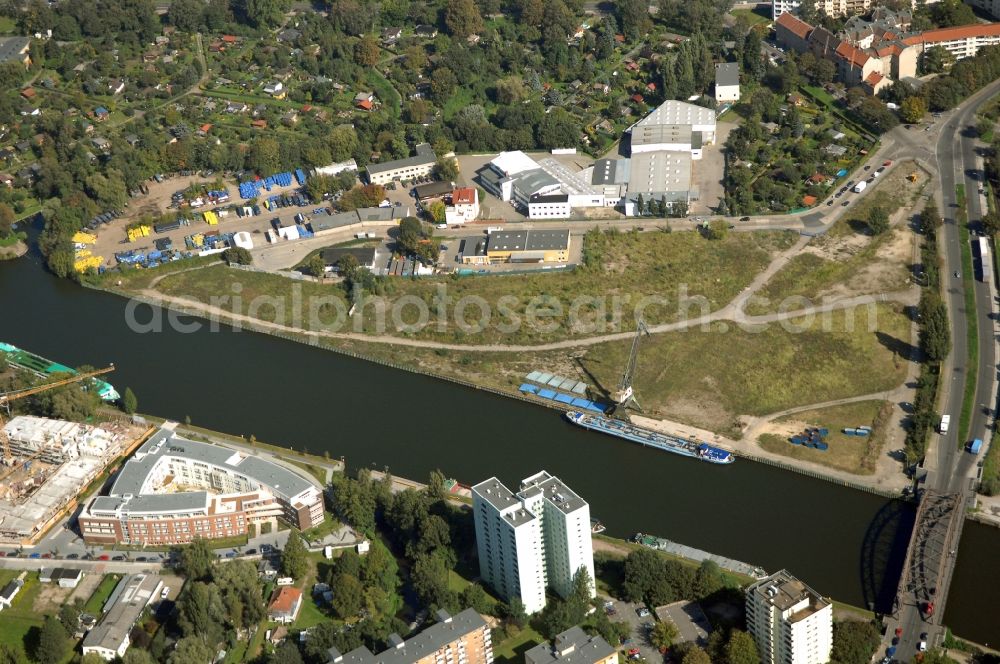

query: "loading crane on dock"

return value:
[0, 366, 115, 465]
[612, 319, 648, 411]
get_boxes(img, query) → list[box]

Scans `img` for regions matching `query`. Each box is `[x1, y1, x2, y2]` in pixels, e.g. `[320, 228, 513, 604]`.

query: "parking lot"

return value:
[604, 597, 660, 663]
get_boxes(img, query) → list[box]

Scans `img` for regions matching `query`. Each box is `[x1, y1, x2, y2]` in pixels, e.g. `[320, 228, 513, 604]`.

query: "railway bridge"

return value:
[882, 490, 967, 660]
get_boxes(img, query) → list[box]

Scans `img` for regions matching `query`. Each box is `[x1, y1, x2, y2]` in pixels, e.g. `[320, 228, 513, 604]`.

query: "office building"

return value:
[366, 143, 437, 185]
[78, 427, 324, 545]
[525, 627, 618, 664]
[472, 471, 595, 614]
[745, 570, 832, 664]
[327, 608, 493, 664]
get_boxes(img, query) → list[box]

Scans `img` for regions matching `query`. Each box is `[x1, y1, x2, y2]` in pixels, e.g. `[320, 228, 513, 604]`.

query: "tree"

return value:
[307, 254, 327, 278]
[706, 219, 729, 240]
[867, 206, 890, 235]
[428, 200, 446, 224]
[340, 185, 386, 211]
[983, 211, 1000, 236]
[397, 216, 425, 254]
[920, 201, 942, 233]
[650, 621, 680, 651]
[122, 387, 138, 415]
[58, 603, 81, 635]
[269, 642, 304, 664]
[693, 559, 725, 599]
[830, 620, 880, 664]
[354, 36, 380, 68]
[617, 0, 649, 40]
[461, 584, 493, 614]
[921, 46, 953, 75]
[169, 0, 205, 30]
[681, 648, 712, 664]
[170, 636, 214, 664]
[35, 616, 69, 664]
[724, 630, 760, 664]
[0, 203, 13, 238]
[240, 0, 290, 28]
[248, 138, 280, 175]
[329, 572, 365, 618]
[123, 649, 156, 664]
[222, 247, 253, 265]
[427, 469, 448, 501]
[900, 96, 927, 124]
[445, 0, 483, 38]
[0, 644, 23, 664]
[174, 538, 215, 580]
[178, 582, 227, 644]
[434, 158, 459, 181]
[281, 528, 309, 580]
[919, 291, 951, 362]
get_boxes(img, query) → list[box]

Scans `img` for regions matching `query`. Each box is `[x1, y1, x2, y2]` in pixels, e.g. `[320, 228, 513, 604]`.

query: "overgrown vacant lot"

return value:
[574, 303, 911, 436]
[758, 400, 893, 475]
[747, 165, 925, 314]
[152, 229, 796, 345]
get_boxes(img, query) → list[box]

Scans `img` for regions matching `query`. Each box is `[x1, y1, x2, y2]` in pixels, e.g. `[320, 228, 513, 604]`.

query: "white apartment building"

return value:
[775, 0, 937, 19]
[746, 571, 833, 664]
[472, 471, 595, 614]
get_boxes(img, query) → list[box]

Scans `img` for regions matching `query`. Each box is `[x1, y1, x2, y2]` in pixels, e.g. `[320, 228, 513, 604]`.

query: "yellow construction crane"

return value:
[0, 366, 116, 465]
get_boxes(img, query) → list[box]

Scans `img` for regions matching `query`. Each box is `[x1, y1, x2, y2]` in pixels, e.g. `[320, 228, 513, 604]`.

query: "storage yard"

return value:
[0, 417, 149, 544]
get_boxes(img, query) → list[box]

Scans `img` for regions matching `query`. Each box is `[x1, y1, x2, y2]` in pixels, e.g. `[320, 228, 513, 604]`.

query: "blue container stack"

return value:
[295, 168, 307, 185]
[239, 169, 299, 198]
[789, 427, 829, 451]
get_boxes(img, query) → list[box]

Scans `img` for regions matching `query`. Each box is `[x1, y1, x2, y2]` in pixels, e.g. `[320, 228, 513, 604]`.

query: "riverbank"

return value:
[0, 239, 27, 260]
[96, 278, 917, 499]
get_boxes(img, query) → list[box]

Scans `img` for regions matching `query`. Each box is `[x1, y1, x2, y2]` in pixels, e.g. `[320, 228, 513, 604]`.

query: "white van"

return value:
[940, 415, 951, 434]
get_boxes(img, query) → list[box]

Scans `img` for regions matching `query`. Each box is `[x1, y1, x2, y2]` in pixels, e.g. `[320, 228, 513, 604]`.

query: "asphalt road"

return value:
[887, 77, 1000, 661]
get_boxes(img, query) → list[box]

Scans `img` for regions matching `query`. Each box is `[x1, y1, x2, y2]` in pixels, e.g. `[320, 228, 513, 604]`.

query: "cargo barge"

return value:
[0, 342, 120, 401]
[565, 411, 734, 464]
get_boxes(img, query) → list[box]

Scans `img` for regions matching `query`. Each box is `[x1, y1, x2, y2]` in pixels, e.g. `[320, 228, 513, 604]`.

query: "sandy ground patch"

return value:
[33, 582, 74, 613]
[67, 571, 105, 606]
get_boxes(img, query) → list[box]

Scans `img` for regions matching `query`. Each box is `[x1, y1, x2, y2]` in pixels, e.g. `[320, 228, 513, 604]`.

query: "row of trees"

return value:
[906, 201, 946, 464]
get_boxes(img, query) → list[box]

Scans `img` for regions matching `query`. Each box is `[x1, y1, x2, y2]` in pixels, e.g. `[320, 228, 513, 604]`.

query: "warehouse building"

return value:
[366, 143, 436, 185]
[628, 100, 716, 158]
[483, 229, 571, 263]
[78, 427, 324, 545]
[82, 574, 163, 660]
[623, 151, 693, 216]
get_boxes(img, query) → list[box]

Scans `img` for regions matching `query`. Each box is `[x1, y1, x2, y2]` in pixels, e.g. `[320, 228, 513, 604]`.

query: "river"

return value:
[0, 224, 996, 643]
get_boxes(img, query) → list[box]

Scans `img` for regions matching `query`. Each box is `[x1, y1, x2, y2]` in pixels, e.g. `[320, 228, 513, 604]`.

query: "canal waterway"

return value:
[0, 225, 996, 643]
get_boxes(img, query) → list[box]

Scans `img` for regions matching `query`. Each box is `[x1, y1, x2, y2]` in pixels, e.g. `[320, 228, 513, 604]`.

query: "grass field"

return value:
[760, 400, 892, 474]
[150, 230, 795, 345]
[83, 574, 122, 615]
[731, 7, 771, 25]
[0, 573, 43, 660]
[573, 303, 910, 435]
[492, 627, 545, 664]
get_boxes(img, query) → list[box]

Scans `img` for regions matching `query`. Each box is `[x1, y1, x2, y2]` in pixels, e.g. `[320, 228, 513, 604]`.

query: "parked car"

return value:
[636, 607, 650, 617]
[29, 552, 41, 559]
[112, 555, 126, 561]
[739, 216, 751, 221]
